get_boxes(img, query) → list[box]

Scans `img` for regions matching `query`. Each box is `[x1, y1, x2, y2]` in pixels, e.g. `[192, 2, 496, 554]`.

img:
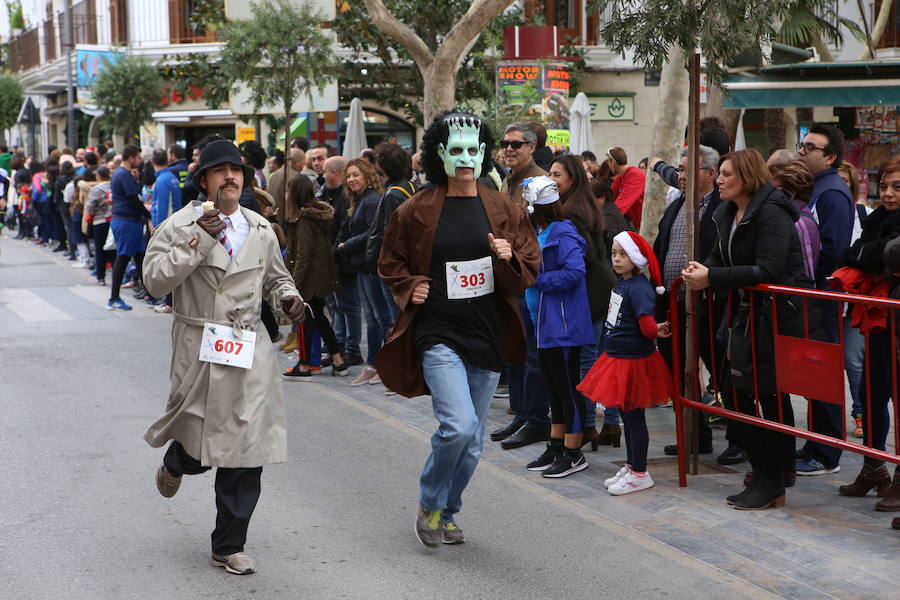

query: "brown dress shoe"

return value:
[892, 517, 900, 530]
[875, 469, 900, 511]
[839, 458, 891, 497]
[156, 464, 181, 498]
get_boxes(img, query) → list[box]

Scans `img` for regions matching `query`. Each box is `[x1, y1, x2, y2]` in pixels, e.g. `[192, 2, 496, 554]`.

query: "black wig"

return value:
[420, 111, 495, 187]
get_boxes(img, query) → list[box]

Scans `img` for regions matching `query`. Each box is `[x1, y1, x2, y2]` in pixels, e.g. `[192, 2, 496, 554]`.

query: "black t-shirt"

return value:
[414, 196, 504, 372]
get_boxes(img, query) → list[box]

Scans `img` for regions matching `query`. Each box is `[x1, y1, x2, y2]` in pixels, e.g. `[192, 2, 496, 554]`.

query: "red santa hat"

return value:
[613, 231, 665, 295]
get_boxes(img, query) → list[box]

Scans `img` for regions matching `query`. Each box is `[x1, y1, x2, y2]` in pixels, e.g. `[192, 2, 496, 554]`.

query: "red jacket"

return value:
[612, 166, 646, 228]
[829, 266, 889, 334]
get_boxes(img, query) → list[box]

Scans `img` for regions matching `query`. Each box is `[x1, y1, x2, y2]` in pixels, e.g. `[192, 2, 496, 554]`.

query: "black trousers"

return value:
[261, 301, 279, 341]
[164, 441, 263, 555]
[729, 390, 795, 479]
[539, 346, 584, 435]
[299, 296, 341, 363]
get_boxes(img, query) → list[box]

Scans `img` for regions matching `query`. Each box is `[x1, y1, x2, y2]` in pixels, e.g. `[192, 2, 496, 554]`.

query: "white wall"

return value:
[127, 0, 170, 47]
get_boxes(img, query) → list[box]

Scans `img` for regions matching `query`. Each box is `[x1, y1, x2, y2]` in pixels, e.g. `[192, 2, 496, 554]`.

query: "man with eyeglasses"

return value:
[795, 122, 855, 477]
[500, 122, 547, 207]
[494, 122, 552, 450]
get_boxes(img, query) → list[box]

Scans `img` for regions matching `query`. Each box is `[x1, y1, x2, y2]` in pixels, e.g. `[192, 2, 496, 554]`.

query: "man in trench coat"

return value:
[142, 139, 306, 575]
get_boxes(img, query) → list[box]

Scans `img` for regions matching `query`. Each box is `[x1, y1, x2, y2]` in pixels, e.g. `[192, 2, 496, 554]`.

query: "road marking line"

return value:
[0, 288, 73, 322]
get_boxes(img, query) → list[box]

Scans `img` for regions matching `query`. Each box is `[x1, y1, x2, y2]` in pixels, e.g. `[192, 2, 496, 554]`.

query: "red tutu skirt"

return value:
[577, 351, 674, 411]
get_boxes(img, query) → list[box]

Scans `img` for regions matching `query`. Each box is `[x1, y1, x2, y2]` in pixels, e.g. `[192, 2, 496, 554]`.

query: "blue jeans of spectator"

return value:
[507, 294, 551, 430]
[380, 278, 400, 323]
[331, 274, 361, 357]
[419, 344, 500, 521]
[844, 313, 866, 417]
[580, 320, 620, 427]
[358, 272, 393, 366]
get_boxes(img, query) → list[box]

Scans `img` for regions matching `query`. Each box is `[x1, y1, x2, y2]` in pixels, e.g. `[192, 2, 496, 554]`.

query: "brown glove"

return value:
[197, 210, 226, 238]
[280, 296, 306, 325]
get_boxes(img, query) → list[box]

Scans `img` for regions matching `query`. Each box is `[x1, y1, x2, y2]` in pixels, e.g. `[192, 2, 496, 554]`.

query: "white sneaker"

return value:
[608, 471, 654, 495]
[604, 465, 631, 488]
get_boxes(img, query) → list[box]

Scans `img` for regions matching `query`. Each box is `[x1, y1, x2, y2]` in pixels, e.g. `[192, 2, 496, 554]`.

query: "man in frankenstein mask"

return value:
[378, 112, 540, 548]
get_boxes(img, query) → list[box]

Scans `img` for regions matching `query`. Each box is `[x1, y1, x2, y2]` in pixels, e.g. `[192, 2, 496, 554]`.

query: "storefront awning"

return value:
[723, 61, 900, 109]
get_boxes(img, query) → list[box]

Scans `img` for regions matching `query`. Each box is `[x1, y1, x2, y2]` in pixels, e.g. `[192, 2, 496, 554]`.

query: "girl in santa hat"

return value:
[578, 231, 673, 495]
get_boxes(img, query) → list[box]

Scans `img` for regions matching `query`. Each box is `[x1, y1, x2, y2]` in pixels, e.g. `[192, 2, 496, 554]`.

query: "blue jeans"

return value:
[358, 273, 394, 365]
[844, 313, 865, 417]
[508, 294, 551, 429]
[380, 278, 400, 323]
[331, 274, 361, 357]
[420, 344, 500, 521]
[580, 320, 620, 426]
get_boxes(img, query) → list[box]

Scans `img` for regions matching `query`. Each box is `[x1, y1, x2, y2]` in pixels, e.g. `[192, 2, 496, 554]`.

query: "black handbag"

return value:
[727, 294, 776, 396]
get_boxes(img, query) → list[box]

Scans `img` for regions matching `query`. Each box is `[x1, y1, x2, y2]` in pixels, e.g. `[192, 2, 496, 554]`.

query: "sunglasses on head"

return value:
[500, 140, 530, 149]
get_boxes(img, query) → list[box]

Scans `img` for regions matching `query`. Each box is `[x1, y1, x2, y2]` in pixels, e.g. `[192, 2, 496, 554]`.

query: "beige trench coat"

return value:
[142, 201, 300, 468]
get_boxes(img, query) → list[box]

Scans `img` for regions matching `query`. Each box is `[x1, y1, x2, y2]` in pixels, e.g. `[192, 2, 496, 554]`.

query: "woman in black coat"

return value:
[838, 158, 900, 512]
[683, 149, 811, 510]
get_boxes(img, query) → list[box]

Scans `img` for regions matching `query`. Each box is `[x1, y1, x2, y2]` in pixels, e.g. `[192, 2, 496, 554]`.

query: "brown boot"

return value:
[892, 517, 900, 530]
[839, 458, 891, 497]
[875, 469, 900, 511]
[596, 423, 621, 448]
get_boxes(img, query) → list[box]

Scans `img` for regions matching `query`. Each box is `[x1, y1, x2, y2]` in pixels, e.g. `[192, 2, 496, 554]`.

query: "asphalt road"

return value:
[0, 233, 775, 600]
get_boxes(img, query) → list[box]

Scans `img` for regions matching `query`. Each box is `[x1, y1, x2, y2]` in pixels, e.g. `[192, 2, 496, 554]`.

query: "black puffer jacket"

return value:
[705, 182, 812, 394]
[706, 183, 810, 290]
[843, 205, 900, 274]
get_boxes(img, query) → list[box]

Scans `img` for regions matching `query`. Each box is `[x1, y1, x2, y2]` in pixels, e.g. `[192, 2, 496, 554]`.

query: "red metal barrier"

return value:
[670, 277, 900, 487]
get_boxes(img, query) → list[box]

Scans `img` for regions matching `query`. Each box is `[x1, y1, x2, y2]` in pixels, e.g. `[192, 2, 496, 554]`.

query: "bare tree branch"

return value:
[438, 0, 515, 64]
[363, 0, 435, 71]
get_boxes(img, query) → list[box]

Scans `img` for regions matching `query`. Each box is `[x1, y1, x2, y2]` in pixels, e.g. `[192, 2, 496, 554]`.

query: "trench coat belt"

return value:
[173, 311, 260, 338]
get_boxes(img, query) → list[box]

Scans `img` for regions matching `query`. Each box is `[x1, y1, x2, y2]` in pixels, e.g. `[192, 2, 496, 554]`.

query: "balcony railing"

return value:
[44, 18, 56, 62]
[56, 0, 99, 46]
[168, 0, 219, 44]
[9, 28, 40, 73]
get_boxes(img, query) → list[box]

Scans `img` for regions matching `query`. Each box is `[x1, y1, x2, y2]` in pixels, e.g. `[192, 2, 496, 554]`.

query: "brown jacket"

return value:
[376, 184, 540, 397]
[285, 200, 339, 299]
[500, 160, 547, 208]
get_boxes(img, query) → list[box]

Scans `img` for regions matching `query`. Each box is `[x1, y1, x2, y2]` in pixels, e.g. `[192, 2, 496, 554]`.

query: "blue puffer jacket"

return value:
[528, 219, 596, 349]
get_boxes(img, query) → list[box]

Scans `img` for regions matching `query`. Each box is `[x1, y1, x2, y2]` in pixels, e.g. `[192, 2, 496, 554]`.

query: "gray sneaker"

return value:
[415, 505, 443, 548]
[156, 464, 181, 498]
[210, 551, 257, 575]
[442, 521, 465, 545]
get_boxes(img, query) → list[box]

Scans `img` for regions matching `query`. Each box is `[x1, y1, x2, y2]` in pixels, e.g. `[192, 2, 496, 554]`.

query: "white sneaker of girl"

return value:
[604, 465, 631, 488]
[608, 471, 654, 495]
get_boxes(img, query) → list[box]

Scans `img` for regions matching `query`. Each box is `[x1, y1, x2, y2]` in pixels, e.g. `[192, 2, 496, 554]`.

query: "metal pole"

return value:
[64, 0, 78, 148]
[683, 52, 701, 475]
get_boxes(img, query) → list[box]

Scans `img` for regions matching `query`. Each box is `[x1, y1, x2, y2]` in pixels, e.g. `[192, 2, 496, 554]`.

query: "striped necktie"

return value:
[219, 216, 234, 257]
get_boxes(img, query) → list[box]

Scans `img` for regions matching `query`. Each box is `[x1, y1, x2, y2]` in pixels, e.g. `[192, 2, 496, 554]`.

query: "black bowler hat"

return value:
[192, 139, 255, 192]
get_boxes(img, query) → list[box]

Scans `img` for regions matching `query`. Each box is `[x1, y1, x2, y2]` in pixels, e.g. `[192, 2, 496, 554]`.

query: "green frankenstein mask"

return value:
[437, 115, 486, 180]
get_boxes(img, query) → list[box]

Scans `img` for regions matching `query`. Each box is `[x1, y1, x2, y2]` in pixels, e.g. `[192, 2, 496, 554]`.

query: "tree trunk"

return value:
[423, 60, 459, 124]
[811, 34, 834, 62]
[862, 0, 896, 59]
[764, 107, 786, 157]
[640, 45, 689, 246]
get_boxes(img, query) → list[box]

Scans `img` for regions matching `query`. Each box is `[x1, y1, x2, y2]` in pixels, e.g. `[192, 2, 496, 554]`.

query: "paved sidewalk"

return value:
[288, 352, 900, 600]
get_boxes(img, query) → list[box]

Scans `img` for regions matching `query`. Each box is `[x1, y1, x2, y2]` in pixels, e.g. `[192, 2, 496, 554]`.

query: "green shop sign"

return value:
[588, 93, 635, 121]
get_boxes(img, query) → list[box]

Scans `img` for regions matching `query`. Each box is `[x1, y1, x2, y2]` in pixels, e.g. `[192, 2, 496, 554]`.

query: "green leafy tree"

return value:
[218, 0, 336, 204]
[777, 0, 865, 62]
[92, 54, 164, 141]
[0, 73, 24, 137]
[334, 1, 524, 125]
